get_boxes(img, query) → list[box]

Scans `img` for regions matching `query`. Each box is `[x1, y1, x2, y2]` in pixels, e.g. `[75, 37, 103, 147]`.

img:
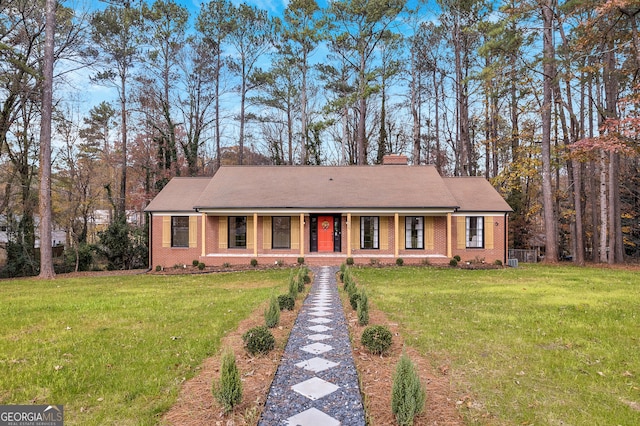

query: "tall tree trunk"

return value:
[603, 46, 622, 263]
[215, 51, 222, 171]
[599, 152, 608, 262]
[300, 58, 308, 165]
[540, 0, 558, 262]
[38, 0, 56, 279]
[119, 74, 128, 219]
[411, 48, 420, 165]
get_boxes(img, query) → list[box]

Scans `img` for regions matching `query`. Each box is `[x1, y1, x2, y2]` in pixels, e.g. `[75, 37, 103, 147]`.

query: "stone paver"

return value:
[258, 266, 365, 425]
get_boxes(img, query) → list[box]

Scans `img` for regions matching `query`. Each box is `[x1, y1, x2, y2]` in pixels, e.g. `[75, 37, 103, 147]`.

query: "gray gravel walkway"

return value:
[258, 266, 366, 426]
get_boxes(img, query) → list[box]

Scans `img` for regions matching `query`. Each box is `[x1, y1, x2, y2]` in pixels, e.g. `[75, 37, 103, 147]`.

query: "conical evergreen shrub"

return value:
[391, 352, 426, 426]
[213, 348, 242, 413]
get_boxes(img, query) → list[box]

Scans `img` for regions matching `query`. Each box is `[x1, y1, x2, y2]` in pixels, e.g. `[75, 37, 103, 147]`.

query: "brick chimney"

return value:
[382, 154, 408, 165]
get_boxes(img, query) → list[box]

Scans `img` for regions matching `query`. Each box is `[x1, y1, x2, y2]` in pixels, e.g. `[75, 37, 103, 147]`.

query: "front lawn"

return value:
[0, 270, 289, 425]
[352, 264, 640, 425]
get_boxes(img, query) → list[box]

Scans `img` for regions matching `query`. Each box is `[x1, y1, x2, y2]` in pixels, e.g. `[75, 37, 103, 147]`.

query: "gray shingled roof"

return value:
[144, 166, 512, 213]
[193, 165, 459, 210]
[144, 177, 211, 212]
[443, 177, 513, 212]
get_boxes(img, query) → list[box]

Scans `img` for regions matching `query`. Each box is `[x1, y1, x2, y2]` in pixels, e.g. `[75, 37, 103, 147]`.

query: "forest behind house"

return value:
[1, 0, 639, 276]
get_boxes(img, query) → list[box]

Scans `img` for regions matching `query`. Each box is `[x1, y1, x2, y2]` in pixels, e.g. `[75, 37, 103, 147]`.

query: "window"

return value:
[360, 216, 379, 249]
[272, 216, 291, 249]
[229, 216, 247, 248]
[466, 216, 484, 248]
[405, 216, 424, 249]
[171, 216, 189, 247]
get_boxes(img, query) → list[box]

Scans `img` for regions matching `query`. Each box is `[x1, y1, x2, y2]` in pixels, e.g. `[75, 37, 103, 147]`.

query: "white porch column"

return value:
[253, 213, 258, 257]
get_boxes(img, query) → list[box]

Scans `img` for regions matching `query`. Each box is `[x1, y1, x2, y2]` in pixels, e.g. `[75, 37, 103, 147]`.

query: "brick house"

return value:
[144, 156, 512, 268]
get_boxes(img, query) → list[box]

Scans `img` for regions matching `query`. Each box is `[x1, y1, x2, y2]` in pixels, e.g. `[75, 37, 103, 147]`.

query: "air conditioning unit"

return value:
[507, 258, 518, 268]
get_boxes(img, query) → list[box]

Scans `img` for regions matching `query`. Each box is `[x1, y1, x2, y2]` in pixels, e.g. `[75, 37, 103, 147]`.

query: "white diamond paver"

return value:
[286, 407, 341, 426]
[307, 333, 332, 341]
[301, 342, 333, 355]
[295, 356, 340, 373]
[309, 310, 332, 317]
[307, 325, 332, 332]
[292, 377, 340, 400]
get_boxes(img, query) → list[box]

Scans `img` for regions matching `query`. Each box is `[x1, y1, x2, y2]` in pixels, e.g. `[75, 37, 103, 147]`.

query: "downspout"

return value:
[504, 212, 509, 265]
[147, 212, 152, 272]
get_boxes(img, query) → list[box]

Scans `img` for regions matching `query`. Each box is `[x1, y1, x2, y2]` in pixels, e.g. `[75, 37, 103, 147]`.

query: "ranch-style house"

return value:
[144, 155, 513, 268]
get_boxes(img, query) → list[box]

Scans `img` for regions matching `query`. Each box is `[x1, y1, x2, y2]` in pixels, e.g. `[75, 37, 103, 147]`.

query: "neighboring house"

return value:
[144, 155, 513, 268]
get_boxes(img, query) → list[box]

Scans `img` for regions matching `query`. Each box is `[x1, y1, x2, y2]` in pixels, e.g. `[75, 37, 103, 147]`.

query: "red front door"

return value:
[317, 216, 334, 252]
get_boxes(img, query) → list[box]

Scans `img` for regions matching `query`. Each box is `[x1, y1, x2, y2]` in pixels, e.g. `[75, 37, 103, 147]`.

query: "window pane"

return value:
[229, 216, 247, 248]
[272, 216, 291, 249]
[405, 216, 423, 249]
[361, 216, 379, 249]
[172, 216, 189, 247]
[466, 216, 484, 248]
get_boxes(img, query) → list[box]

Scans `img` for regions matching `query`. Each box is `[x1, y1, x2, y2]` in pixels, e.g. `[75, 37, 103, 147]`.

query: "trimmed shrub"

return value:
[349, 292, 361, 310]
[198, 262, 205, 270]
[392, 352, 426, 426]
[357, 290, 369, 326]
[213, 348, 242, 413]
[361, 325, 393, 355]
[242, 326, 275, 356]
[494, 259, 503, 266]
[250, 258, 258, 267]
[346, 257, 354, 265]
[396, 258, 404, 266]
[297, 257, 305, 265]
[277, 294, 295, 311]
[346, 280, 357, 298]
[155, 265, 162, 272]
[192, 259, 200, 267]
[449, 258, 458, 267]
[288, 271, 299, 299]
[265, 295, 280, 328]
[453, 255, 461, 261]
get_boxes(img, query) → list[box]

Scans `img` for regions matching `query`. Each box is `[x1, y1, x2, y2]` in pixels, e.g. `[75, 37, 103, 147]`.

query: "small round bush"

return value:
[494, 259, 503, 266]
[250, 258, 258, 267]
[155, 265, 162, 272]
[350, 292, 361, 310]
[396, 258, 404, 266]
[297, 257, 305, 265]
[242, 326, 275, 356]
[346, 257, 354, 265]
[449, 258, 458, 267]
[453, 255, 461, 262]
[192, 259, 200, 267]
[361, 325, 393, 355]
[278, 294, 295, 311]
[198, 262, 205, 270]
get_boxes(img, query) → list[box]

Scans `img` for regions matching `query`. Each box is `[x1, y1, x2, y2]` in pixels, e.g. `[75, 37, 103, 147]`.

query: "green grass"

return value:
[0, 270, 289, 425]
[352, 264, 640, 425]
